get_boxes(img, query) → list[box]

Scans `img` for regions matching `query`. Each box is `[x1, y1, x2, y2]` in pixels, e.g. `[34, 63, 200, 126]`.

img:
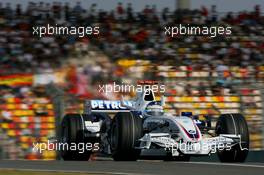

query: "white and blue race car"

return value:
[60, 89, 249, 162]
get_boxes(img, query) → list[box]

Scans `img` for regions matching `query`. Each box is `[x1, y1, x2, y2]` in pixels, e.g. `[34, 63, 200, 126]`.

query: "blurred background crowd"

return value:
[0, 1, 263, 160]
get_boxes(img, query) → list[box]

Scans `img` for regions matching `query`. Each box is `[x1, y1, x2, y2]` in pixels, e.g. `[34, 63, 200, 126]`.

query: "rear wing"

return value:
[84, 100, 134, 114]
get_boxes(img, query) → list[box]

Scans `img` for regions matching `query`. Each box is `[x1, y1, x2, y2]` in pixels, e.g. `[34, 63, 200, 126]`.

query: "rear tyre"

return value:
[215, 113, 249, 162]
[110, 112, 143, 161]
[60, 114, 91, 161]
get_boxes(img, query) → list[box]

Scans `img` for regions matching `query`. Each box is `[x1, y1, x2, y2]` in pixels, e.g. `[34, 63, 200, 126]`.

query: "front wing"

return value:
[138, 133, 243, 156]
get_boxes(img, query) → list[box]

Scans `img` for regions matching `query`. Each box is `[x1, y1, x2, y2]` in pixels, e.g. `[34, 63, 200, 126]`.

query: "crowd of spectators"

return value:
[0, 1, 263, 93]
[94, 3, 264, 74]
[0, 1, 93, 75]
[0, 2, 263, 72]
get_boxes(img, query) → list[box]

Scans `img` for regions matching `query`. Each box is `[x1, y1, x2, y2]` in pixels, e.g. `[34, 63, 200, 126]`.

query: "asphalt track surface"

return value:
[0, 160, 264, 175]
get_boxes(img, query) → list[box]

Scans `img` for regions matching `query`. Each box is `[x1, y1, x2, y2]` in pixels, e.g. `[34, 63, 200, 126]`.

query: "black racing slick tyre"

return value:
[215, 113, 249, 162]
[110, 112, 143, 161]
[60, 114, 91, 161]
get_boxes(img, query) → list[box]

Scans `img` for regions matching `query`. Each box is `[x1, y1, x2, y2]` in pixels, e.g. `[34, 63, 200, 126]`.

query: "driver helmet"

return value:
[144, 101, 164, 116]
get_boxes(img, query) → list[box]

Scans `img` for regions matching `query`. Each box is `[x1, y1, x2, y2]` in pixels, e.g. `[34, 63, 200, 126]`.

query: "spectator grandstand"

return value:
[0, 1, 263, 159]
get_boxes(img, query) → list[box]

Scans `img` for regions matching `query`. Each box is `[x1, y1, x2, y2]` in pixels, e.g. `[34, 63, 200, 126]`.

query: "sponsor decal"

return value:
[90, 100, 133, 110]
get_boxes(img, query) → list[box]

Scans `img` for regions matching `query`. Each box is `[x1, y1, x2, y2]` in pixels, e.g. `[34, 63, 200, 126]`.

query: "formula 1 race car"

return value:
[60, 89, 249, 162]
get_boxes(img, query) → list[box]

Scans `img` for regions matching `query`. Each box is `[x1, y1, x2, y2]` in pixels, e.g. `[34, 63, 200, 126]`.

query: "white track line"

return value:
[0, 168, 150, 175]
[176, 162, 264, 168]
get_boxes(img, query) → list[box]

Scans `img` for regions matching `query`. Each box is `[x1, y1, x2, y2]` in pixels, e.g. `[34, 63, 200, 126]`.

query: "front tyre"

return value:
[110, 112, 143, 161]
[215, 113, 249, 162]
[60, 114, 91, 161]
